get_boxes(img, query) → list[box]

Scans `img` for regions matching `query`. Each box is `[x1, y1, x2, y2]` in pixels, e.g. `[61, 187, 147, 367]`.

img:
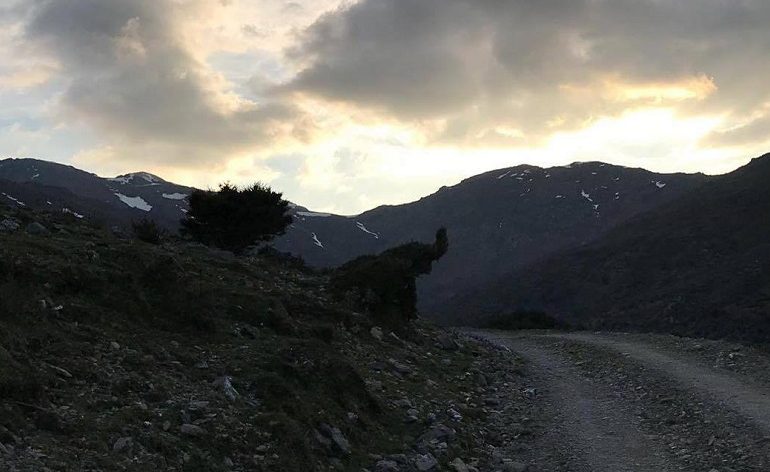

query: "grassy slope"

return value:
[0, 205, 507, 471]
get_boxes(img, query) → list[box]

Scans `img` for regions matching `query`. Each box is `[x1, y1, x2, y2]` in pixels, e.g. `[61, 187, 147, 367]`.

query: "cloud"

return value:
[22, 0, 299, 167]
[285, 0, 770, 147]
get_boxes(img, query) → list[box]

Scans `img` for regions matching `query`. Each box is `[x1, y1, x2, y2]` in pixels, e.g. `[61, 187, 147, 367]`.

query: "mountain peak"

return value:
[109, 172, 166, 185]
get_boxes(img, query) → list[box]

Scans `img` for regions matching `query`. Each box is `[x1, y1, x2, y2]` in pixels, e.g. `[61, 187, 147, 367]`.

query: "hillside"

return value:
[0, 201, 531, 471]
[0, 158, 711, 325]
[274, 162, 709, 321]
[457, 154, 770, 342]
[0, 158, 193, 230]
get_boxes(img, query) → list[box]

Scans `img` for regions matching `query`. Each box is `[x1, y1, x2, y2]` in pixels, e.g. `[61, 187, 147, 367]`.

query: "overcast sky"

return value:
[2, 0, 769, 214]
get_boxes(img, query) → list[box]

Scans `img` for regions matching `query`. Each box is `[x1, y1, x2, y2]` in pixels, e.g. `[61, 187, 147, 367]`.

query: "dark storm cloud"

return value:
[286, 0, 770, 146]
[24, 0, 296, 165]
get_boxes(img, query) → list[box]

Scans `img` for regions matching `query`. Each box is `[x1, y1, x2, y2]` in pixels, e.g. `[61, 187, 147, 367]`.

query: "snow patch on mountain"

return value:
[311, 232, 324, 248]
[297, 211, 332, 218]
[2, 193, 25, 206]
[356, 222, 379, 239]
[115, 193, 152, 211]
[109, 172, 164, 186]
[162, 193, 188, 200]
[62, 208, 84, 219]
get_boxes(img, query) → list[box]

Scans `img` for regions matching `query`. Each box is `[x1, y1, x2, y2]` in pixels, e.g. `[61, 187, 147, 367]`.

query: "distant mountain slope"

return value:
[0, 158, 193, 228]
[274, 162, 710, 320]
[456, 154, 770, 342]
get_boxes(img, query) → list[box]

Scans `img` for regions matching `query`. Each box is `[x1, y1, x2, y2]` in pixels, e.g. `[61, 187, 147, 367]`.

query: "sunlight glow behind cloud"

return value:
[1, 0, 769, 213]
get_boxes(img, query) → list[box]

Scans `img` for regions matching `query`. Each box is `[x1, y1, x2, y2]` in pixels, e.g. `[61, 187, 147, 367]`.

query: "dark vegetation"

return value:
[132, 217, 166, 244]
[330, 228, 448, 326]
[482, 310, 561, 331]
[180, 182, 292, 253]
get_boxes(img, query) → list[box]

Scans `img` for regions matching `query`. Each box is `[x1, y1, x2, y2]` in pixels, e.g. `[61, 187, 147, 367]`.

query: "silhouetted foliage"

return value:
[483, 310, 561, 330]
[180, 183, 292, 253]
[132, 218, 165, 245]
[330, 228, 448, 326]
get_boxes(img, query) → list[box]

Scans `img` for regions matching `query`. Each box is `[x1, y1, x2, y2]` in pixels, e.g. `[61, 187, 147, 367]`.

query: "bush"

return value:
[132, 218, 165, 244]
[330, 228, 448, 326]
[181, 183, 292, 253]
[483, 310, 561, 330]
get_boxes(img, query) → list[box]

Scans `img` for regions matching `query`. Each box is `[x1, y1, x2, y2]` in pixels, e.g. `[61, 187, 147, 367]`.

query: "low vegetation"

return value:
[482, 310, 561, 331]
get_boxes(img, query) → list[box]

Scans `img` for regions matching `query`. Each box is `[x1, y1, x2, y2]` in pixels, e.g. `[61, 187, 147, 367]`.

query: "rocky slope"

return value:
[459, 154, 770, 342]
[0, 201, 539, 472]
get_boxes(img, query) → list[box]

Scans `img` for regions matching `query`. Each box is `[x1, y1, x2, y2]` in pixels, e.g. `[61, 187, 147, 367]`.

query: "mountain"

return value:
[274, 162, 710, 320]
[456, 154, 770, 342]
[0, 158, 192, 229]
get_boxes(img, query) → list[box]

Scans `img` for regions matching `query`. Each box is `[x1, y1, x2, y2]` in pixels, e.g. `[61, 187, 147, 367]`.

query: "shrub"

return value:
[181, 183, 292, 253]
[483, 310, 561, 330]
[132, 218, 165, 244]
[330, 228, 448, 326]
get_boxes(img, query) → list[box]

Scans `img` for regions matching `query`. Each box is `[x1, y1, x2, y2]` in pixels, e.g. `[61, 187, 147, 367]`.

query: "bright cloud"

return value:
[1, 0, 770, 214]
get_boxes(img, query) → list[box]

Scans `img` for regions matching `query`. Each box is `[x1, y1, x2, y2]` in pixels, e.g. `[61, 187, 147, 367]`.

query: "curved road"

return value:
[470, 330, 770, 471]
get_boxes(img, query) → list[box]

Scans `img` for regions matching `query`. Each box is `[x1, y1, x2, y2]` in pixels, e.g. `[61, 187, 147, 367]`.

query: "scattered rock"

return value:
[318, 423, 351, 456]
[180, 424, 206, 437]
[113, 437, 132, 453]
[502, 460, 528, 472]
[418, 423, 456, 445]
[370, 326, 384, 341]
[375, 459, 400, 472]
[437, 334, 460, 351]
[213, 376, 239, 401]
[0, 218, 19, 232]
[388, 358, 413, 375]
[25, 222, 49, 235]
[449, 458, 470, 472]
[413, 453, 438, 471]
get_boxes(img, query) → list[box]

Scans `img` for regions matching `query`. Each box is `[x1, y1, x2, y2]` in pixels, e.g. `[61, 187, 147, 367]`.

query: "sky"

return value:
[1, 0, 770, 214]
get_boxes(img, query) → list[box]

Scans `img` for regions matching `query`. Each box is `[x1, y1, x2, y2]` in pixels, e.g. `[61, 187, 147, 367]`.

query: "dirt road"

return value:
[469, 330, 770, 471]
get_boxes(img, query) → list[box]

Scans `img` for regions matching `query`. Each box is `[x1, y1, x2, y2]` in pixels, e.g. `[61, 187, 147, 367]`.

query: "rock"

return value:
[414, 453, 438, 471]
[110, 341, 121, 350]
[418, 423, 456, 445]
[370, 361, 387, 372]
[388, 358, 413, 375]
[375, 459, 400, 472]
[502, 460, 528, 472]
[0, 219, 19, 232]
[113, 437, 132, 452]
[484, 397, 501, 406]
[437, 334, 460, 351]
[180, 424, 206, 437]
[370, 326, 384, 341]
[25, 222, 49, 235]
[318, 423, 351, 456]
[449, 458, 470, 472]
[213, 376, 239, 401]
[395, 399, 413, 409]
[188, 400, 210, 411]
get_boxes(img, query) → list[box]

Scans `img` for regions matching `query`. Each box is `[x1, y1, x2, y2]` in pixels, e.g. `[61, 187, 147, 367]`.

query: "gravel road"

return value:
[469, 330, 770, 471]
